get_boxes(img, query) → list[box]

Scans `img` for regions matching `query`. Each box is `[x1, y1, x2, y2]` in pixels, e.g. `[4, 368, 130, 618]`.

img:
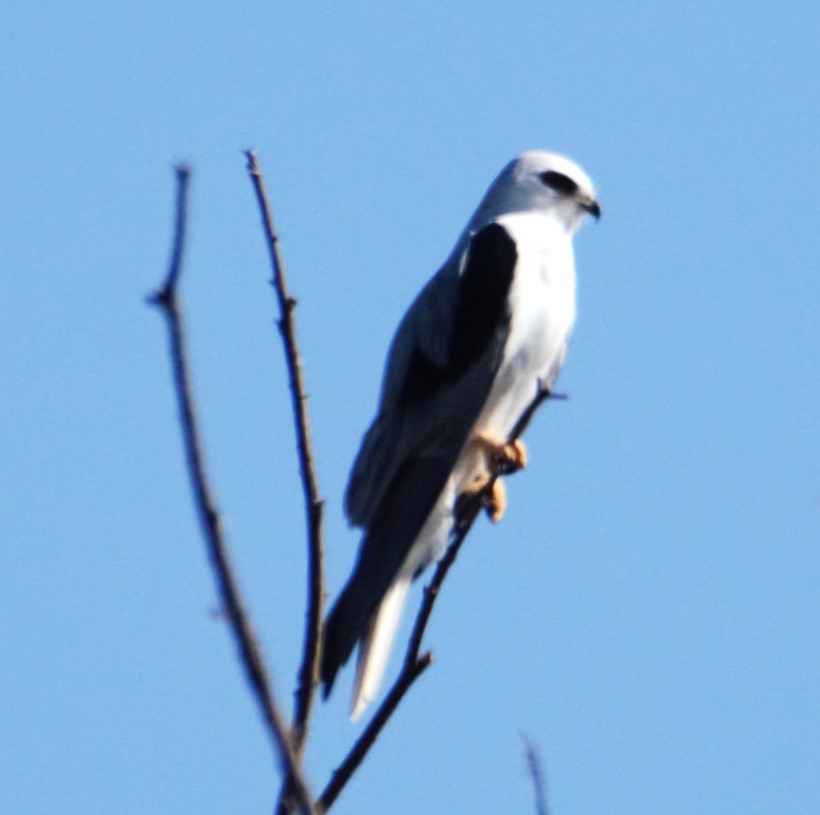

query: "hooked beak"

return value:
[583, 198, 601, 220]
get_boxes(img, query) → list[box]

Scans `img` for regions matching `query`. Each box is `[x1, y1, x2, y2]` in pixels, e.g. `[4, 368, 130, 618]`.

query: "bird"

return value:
[321, 150, 600, 720]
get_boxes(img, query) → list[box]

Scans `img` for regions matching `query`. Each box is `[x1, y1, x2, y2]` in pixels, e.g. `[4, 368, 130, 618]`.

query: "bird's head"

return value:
[473, 151, 600, 235]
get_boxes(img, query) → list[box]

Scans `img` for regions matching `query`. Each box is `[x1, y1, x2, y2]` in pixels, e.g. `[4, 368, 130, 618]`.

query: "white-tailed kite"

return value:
[321, 151, 600, 720]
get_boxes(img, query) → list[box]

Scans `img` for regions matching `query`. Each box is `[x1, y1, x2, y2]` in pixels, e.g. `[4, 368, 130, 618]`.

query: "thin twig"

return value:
[317, 384, 558, 812]
[317, 653, 433, 813]
[244, 149, 325, 756]
[523, 737, 550, 815]
[316, 493, 482, 812]
[149, 165, 316, 815]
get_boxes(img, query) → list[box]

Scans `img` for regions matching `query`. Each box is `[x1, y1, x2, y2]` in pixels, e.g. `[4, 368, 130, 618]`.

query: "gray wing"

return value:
[322, 223, 518, 693]
[345, 222, 519, 527]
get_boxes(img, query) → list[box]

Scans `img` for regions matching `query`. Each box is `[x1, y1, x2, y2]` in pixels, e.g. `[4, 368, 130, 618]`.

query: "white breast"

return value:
[474, 211, 577, 441]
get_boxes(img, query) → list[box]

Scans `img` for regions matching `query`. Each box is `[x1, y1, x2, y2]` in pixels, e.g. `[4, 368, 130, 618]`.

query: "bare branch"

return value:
[316, 486, 486, 811]
[148, 166, 316, 815]
[523, 737, 550, 815]
[244, 151, 325, 759]
[318, 384, 560, 812]
[317, 653, 432, 813]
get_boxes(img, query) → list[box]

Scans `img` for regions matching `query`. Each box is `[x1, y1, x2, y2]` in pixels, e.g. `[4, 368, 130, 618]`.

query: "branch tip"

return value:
[245, 153, 325, 801]
[523, 737, 550, 815]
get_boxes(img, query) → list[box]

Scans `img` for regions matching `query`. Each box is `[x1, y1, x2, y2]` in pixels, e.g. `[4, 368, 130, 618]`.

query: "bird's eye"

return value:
[540, 171, 578, 196]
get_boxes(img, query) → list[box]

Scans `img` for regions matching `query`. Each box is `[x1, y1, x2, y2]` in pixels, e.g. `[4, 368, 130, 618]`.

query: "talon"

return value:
[482, 479, 507, 523]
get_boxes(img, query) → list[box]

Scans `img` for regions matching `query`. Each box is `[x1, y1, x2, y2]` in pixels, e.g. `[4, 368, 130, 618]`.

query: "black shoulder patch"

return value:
[450, 222, 517, 375]
[396, 223, 516, 408]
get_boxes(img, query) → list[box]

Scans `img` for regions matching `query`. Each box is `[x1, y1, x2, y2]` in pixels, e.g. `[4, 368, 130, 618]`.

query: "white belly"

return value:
[473, 212, 576, 442]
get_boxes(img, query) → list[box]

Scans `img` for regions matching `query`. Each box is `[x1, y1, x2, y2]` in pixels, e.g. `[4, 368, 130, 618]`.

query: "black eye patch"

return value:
[540, 171, 578, 196]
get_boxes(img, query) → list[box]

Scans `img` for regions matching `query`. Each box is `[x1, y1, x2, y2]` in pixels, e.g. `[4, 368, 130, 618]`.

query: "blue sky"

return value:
[2, 1, 818, 813]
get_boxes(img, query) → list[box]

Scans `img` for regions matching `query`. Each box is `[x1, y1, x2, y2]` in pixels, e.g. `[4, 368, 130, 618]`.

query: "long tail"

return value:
[320, 564, 413, 719]
[321, 456, 457, 714]
[350, 575, 412, 721]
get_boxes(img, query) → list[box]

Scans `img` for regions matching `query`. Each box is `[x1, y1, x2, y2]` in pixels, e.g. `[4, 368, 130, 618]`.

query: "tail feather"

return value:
[322, 457, 453, 699]
[350, 576, 412, 721]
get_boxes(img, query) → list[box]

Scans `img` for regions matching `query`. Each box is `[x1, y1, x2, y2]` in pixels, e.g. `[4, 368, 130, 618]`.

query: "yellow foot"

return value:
[482, 478, 507, 523]
[472, 435, 528, 474]
[457, 473, 508, 523]
[457, 436, 528, 524]
[492, 439, 527, 473]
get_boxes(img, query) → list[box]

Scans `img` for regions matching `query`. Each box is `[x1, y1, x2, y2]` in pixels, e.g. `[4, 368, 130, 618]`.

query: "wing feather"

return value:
[323, 223, 519, 696]
[345, 223, 517, 526]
